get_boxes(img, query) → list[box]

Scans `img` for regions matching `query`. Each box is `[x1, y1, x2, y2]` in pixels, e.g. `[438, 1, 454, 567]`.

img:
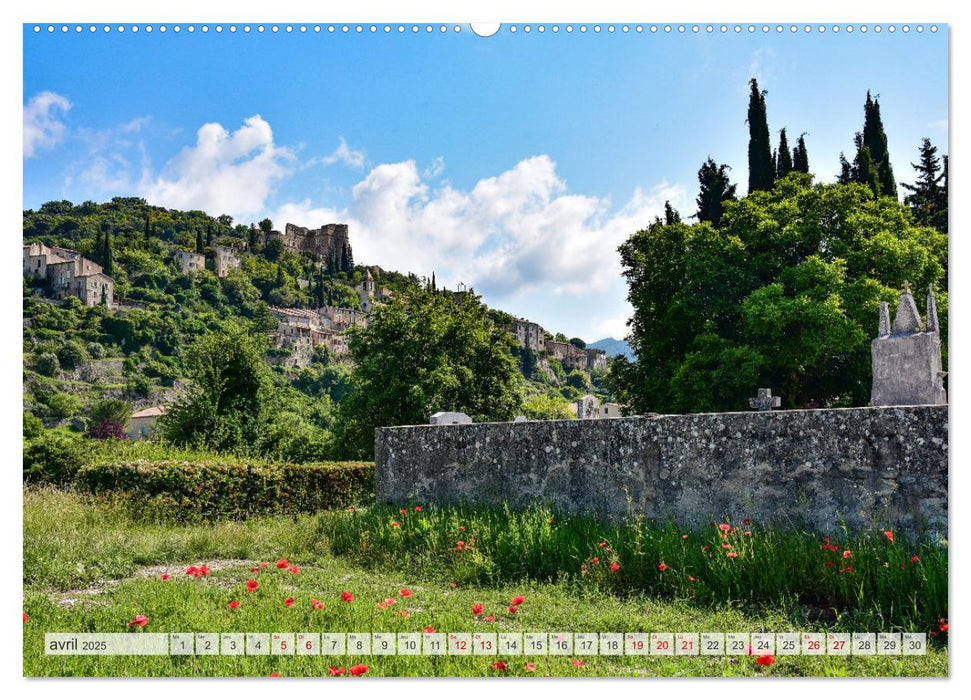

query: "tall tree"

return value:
[775, 128, 793, 179]
[664, 201, 681, 225]
[746, 78, 775, 193]
[144, 215, 152, 241]
[861, 91, 897, 199]
[695, 157, 737, 228]
[195, 229, 204, 253]
[102, 229, 114, 276]
[793, 134, 810, 174]
[837, 153, 853, 184]
[852, 132, 881, 198]
[206, 224, 213, 247]
[901, 137, 948, 234]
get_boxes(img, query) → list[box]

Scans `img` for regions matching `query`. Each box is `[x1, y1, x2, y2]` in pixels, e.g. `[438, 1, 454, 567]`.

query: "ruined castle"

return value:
[265, 223, 351, 259]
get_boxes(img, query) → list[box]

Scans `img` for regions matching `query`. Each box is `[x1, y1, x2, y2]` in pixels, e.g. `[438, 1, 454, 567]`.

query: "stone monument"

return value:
[429, 411, 473, 425]
[870, 282, 947, 406]
[748, 388, 781, 411]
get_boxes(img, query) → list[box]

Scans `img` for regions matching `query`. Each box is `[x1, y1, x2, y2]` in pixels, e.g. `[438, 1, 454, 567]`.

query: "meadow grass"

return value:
[23, 488, 948, 677]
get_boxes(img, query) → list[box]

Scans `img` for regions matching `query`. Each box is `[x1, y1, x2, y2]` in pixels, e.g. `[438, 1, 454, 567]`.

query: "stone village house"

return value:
[23, 243, 114, 308]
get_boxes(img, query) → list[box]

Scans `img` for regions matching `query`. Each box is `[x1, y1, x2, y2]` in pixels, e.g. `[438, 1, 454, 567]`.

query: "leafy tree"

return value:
[23, 411, 43, 438]
[102, 230, 114, 276]
[45, 391, 82, 419]
[612, 174, 947, 414]
[862, 91, 897, 199]
[746, 78, 775, 193]
[664, 201, 681, 225]
[258, 218, 274, 234]
[565, 370, 589, 391]
[695, 157, 737, 228]
[56, 340, 87, 370]
[775, 128, 793, 179]
[335, 288, 524, 458]
[522, 393, 575, 420]
[196, 229, 204, 253]
[793, 134, 810, 174]
[264, 237, 285, 262]
[837, 152, 853, 184]
[901, 137, 948, 234]
[35, 352, 60, 376]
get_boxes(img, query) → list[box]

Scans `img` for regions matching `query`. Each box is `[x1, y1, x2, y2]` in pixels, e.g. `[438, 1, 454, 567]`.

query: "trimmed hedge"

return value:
[75, 459, 374, 520]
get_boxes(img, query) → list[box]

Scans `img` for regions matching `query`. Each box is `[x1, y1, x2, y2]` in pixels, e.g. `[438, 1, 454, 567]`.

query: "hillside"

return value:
[588, 337, 634, 360]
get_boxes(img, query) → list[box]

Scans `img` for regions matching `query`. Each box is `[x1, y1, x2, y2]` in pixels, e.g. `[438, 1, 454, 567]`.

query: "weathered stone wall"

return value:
[375, 406, 947, 536]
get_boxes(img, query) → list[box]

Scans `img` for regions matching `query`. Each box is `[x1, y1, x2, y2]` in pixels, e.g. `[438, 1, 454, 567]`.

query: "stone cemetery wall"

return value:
[375, 405, 948, 536]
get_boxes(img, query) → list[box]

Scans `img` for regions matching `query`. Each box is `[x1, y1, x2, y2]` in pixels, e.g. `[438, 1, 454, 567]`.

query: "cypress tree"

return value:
[837, 153, 853, 184]
[664, 201, 681, 225]
[793, 134, 810, 174]
[340, 243, 349, 273]
[196, 229, 204, 253]
[275, 263, 286, 287]
[144, 215, 151, 241]
[206, 224, 213, 247]
[343, 242, 354, 272]
[102, 230, 114, 276]
[901, 137, 948, 233]
[861, 92, 897, 199]
[746, 78, 775, 192]
[431, 271, 436, 291]
[695, 157, 737, 228]
[776, 128, 793, 179]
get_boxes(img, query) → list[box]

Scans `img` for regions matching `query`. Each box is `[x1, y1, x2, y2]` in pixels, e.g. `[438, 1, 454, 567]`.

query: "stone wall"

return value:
[375, 405, 947, 537]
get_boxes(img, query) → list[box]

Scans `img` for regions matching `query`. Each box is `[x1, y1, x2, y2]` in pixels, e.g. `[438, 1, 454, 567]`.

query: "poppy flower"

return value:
[511, 596, 525, 606]
[826, 561, 835, 567]
[485, 616, 496, 622]
[400, 509, 407, 515]
[376, 602, 388, 610]
[328, 666, 346, 676]
[277, 559, 289, 569]
[391, 522, 400, 528]
[940, 621, 948, 633]
[312, 599, 324, 610]
[883, 531, 895, 542]
[449, 583, 457, 588]
[590, 557, 599, 563]
[688, 576, 696, 582]
[721, 543, 732, 549]
[719, 523, 731, 532]
[186, 566, 199, 577]
[199, 566, 210, 576]
[260, 562, 269, 568]
[459, 526, 466, 532]
[23, 612, 28, 623]
[347, 508, 355, 513]
[743, 519, 751, 525]
[524, 663, 536, 672]
[508, 606, 518, 613]
[492, 660, 508, 672]
[397, 610, 411, 618]
[423, 626, 436, 633]
[900, 563, 906, 570]
[414, 506, 422, 512]
[756, 654, 775, 666]
[246, 580, 259, 592]
[284, 597, 295, 607]
[727, 551, 738, 558]
[228, 600, 240, 610]
[744, 531, 752, 537]
[472, 604, 485, 616]
[703, 545, 710, 551]
[842, 550, 851, 559]
[250, 568, 259, 573]
[658, 563, 668, 572]
[128, 614, 149, 627]
[400, 589, 413, 597]
[911, 556, 920, 563]
[682, 534, 689, 539]
[610, 562, 621, 572]
[456, 541, 465, 551]
[288, 566, 300, 574]
[384, 598, 397, 606]
[572, 659, 585, 667]
[341, 591, 354, 602]
[161, 574, 170, 580]
[349, 664, 369, 677]
[268, 673, 281, 677]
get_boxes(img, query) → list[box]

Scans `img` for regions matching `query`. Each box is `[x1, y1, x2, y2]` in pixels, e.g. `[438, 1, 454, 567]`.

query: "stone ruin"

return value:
[266, 223, 350, 258]
[871, 282, 947, 406]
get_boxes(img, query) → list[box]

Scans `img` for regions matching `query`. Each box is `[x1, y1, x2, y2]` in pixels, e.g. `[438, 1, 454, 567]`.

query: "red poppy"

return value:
[459, 526, 466, 532]
[940, 621, 948, 633]
[384, 597, 397, 606]
[312, 599, 324, 610]
[23, 612, 28, 623]
[883, 531, 895, 542]
[703, 545, 710, 550]
[186, 566, 199, 577]
[276, 559, 289, 569]
[610, 562, 621, 572]
[227, 600, 240, 610]
[397, 610, 411, 618]
[414, 506, 422, 512]
[590, 557, 599, 563]
[658, 562, 668, 572]
[268, 673, 281, 677]
[721, 543, 732, 549]
[347, 508, 355, 513]
[743, 519, 751, 525]
[250, 568, 259, 573]
[911, 556, 920, 563]
[900, 563, 906, 570]
[450, 583, 458, 588]
[400, 589, 413, 597]
[508, 606, 518, 613]
[599, 542, 608, 547]
[288, 566, 300, 574]
[472, 604, 484, 616]
[511, 596, 525, 606]
[328, 666, 346, 676]
[377, 601, 388, 610]
[246, 580, 259, 592]
[756, 654, 776, 666]
[688, 576, 696, 582]
[128, 614, 149, 627]
[727, 551, 738, 558]
[744, 531, 752, 537]
[400, 509, 407, 515]
[843, 550, 852, 559]
[392, 522, 400, 528]
[525, 662, 536, 672]
[572, 659, 585, 667]
[199, 566, 210, 576]
[260, 562, 269, 568]
[341, 591, 354, 602]
[284, 597, 295, 607]
[485, 616, 496, 622]
[456, 541, 465, 551]
[349, 664, 369, 677]
[826, 561, 835, 567]
[719, 523, 731, 532]
[161, 574, 170, 580]
[423, 626, 436, 633]
[492, 660, 508, 672]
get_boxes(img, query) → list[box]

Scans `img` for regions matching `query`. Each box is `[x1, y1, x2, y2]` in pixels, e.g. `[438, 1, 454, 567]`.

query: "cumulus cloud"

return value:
[23, 91, 71, 158]
[321, 136, 366, 169]
[142, 115, 293, 219]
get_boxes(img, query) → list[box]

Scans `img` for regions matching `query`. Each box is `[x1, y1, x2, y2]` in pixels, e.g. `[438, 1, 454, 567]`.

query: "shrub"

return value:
[89, 398, 132, 427]
[23, 432, 92, 484]
[57, 340, 87, 370]
[87, 422, 128, 441]
[35, 352, 60, 376]
[23, 412, 43, 439]
[86, 342, 106, 359]
[46, 391, 82, 419]
[75, 459, 374, 520]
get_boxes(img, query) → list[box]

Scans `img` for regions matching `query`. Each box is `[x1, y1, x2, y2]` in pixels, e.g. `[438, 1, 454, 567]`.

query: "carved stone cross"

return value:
[748, 388, 781, 411]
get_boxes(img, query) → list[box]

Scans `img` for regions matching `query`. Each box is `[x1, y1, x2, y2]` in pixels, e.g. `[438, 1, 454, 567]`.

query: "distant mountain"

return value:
[587, 337, 634, 360]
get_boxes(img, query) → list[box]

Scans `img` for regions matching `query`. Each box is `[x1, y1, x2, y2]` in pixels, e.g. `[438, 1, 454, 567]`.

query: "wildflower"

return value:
[328, 666, 346, 676]
[347, 508, 355, 513]
[572, 659, 585, 667]
[580, 564, 589, 576]
[524, 663, 536, 672]
[472, 604, 485, 616]
[456, 541, 465, 551]
[414, 506, 422, 512]
[826, 561, 835, 568]
[590, 557, 599, 563]
[743, 519, 751, 525]
[900, 563, 906, 570]
[719, 523, 731, 532]
[450, 583, 457, 588]
[341, 591, 354, 602]
[459, 526, 466, 532]
[384, 597, 397, 606]
[940, 620, 948, 633]
[399, 589, 413, 597]
[843, 550, 852, 559]
[682, 534, 689, 539]
[599, 542, 608, 547]
[744, 531, 752, 537]
[756, 654, 776, 666]
[128, 614, 149, 627]
[349, 664, 369, 677]
[423, 626, 436, 633]
[377, 601, 388, 610]
[250, 568, 259, 573]
[727, 551, 738, 558]
[493, 660, 508, 672]
[658, 562, 668, 572]
[400, 509, 407, 515]
[397, 610, 411, 618]
[508, 606, 518, 613]
[227, 600, 239, 610]
[260, 562, 269, 568]
[911, 556, 920, 563]
[392, 522, 400, 528]
[511, 595, 525, 606]
[883, 531, 895, 542]
[284, 597, 295, 607]
[268, 673, 281, 677]
[199, 566, 210, 576]
[485, 616, 496, 622]
[703, 545, 710, 551]
[186, 566, 200, 577]
[246, 580, 259, 592]
[312, 600, 325, 610]
[288, 566, 300, 574]
[276, 559, 289, 569]
[842, 565, 853, 572]
[161, 574, 170, 580]
[688, 576, 696, 582]
[721, 544, 732, 549]
[23, 612, 28, 623]
[610, 562, 621, 572]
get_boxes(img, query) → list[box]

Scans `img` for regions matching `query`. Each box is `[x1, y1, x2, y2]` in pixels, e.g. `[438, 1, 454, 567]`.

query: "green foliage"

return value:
[23, 432, 92, 484]
[35, 352, 60, 376]
[565, 370, 589, 391]
[775, 128, 793, 179]
[75, 459, 373, 520]
[747, 78, 775, 193]
[861, 92, 897, 200]
[522, 392, 575, 420]
[56, 339, 87, 370]
[23, 412, 44, 439]
[46, 391, 82, 419]
[793, 134, 810, 174]
[336, 288, 524, 458]
[901, 138, 948, 234]
[695, 157, 737, 228]
[89, 398, 132, 427]
[613, 175, 947, 414]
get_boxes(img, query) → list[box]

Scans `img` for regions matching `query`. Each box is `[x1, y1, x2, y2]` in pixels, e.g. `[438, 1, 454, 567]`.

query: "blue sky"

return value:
[23, 24, 948, 341]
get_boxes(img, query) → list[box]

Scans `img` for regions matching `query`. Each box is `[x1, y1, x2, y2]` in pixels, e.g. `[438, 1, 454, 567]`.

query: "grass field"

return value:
[23, 488, 948, 677]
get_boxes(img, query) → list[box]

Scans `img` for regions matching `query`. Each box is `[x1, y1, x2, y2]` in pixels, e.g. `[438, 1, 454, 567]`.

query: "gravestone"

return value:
[575, 394, 600, 419]
[748, 388, 781, 411]
[429, 411, 473, 425]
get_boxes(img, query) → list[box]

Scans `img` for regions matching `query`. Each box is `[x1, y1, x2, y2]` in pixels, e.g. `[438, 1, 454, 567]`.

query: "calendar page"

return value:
[20, 11, 948, 681]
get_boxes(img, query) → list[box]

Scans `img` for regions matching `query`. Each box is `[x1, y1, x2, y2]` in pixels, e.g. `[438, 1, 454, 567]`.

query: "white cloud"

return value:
[422, 156, 446, 179]
[321, 136, 366, 169]
[142, 115, 293, 218]
[927, 119, 948, 130]
[23, 91, 71, 158]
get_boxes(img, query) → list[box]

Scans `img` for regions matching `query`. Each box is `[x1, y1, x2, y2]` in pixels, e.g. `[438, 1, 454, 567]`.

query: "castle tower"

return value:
[871, 282, 946, 406]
